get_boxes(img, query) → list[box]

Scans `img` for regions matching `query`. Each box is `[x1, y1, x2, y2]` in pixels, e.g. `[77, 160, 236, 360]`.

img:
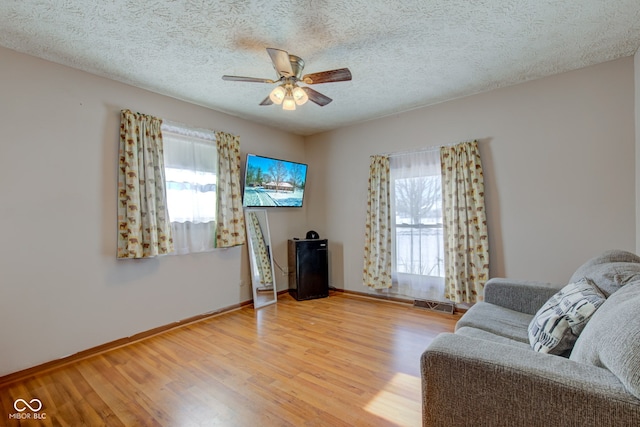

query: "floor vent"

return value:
[414, 299, 455, 314]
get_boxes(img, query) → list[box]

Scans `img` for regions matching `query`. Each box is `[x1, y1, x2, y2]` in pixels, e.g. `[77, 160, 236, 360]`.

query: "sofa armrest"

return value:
[421, 333, 640, 427]
[484, 278, 564, 314]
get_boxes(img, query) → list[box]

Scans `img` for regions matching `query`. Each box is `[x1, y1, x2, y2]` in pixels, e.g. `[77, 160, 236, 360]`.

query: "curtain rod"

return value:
[162, 120, 217, 141]
[383, 146, 438, 158]
[381, 139, 478, 158]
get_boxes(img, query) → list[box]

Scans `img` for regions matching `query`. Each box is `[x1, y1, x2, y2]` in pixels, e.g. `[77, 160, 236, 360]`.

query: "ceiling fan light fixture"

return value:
[292, 86, 308, 106]
[269, 86, 286, 104]
[222, 48, 351, 110]
[282, 95, 296, 111]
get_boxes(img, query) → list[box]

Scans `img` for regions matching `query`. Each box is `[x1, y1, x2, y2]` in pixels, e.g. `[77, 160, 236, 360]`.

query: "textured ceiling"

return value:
[2, 1, 640, 135]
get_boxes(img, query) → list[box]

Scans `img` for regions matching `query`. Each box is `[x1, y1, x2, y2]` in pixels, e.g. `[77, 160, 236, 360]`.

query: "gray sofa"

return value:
[421, 250, 640, 426]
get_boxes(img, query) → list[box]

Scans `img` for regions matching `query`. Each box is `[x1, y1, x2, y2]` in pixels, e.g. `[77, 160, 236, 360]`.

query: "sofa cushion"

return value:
[528, 279, 605, 355]
[455, 302, 532, 343]
[570, 281, 640, 399]
[455, 326, 533, 351]
[569, 249, 640, 297]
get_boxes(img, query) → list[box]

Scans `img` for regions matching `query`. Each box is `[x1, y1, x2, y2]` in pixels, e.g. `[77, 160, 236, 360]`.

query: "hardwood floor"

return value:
[0, 292, 458, 427]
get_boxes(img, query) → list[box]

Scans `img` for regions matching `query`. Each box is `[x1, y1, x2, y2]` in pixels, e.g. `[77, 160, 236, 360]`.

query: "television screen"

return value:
[242, 154, 308, 207]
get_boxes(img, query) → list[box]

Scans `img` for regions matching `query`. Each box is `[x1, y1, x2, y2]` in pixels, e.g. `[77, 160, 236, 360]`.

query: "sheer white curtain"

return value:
[389, 149, 445, 301]
[162, 123, 218, 254]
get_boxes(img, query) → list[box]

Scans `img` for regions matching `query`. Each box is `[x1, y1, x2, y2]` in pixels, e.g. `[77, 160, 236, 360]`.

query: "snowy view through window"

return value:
[394, 175, 444, 279]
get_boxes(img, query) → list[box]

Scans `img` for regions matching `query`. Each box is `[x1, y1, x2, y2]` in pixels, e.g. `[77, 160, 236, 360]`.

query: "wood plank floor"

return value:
[0, 292, 458, 427]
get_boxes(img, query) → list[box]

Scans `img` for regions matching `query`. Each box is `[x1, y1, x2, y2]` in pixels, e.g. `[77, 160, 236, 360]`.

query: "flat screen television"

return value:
[242, 154, 308, 207]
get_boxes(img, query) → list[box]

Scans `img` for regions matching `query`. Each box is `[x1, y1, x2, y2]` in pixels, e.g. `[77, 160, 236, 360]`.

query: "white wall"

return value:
[305, 57, 636, 293]
[0, 46, 305, 376]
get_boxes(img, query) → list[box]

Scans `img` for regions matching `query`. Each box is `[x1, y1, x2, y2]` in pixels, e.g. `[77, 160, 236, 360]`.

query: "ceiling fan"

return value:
[222, 48, 352, 110]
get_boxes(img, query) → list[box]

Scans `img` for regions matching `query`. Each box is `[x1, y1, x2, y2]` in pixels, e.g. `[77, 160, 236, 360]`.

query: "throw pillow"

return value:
[528, 278, 605, 355]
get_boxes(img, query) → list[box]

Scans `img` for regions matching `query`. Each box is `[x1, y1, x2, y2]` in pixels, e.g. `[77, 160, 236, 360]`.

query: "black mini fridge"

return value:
[288, 239, 329, 301]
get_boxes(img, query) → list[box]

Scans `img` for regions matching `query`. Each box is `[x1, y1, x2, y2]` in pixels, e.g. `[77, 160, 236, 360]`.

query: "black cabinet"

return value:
[288, 239, 329, 300]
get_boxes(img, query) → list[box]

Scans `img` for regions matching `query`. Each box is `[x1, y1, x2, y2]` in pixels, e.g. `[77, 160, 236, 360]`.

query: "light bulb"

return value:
[292, 86, 308, 105]
[282, 96, 296, 110]
[269, 86, 285, 104]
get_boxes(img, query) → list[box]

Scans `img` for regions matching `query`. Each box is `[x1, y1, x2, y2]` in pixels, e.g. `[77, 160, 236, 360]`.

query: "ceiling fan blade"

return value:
[222, 75, 275, 83]
[301, 87, 332, 106]
[266, 47, 294, 77]
[302, 68, 352, 84]
[259, 96, 274, 106]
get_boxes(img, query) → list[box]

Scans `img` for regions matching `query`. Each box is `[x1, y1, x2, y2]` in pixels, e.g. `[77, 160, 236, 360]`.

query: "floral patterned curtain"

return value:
[440, 141, 489, 303]
[117, 110, 174, 258]
[363, 155, 392, 289]
[215, 131, 245, 248]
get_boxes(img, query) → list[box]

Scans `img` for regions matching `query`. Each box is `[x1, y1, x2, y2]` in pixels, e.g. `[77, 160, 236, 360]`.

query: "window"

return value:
[390, 150, 445, 301]
[162, 122, 218, 254]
